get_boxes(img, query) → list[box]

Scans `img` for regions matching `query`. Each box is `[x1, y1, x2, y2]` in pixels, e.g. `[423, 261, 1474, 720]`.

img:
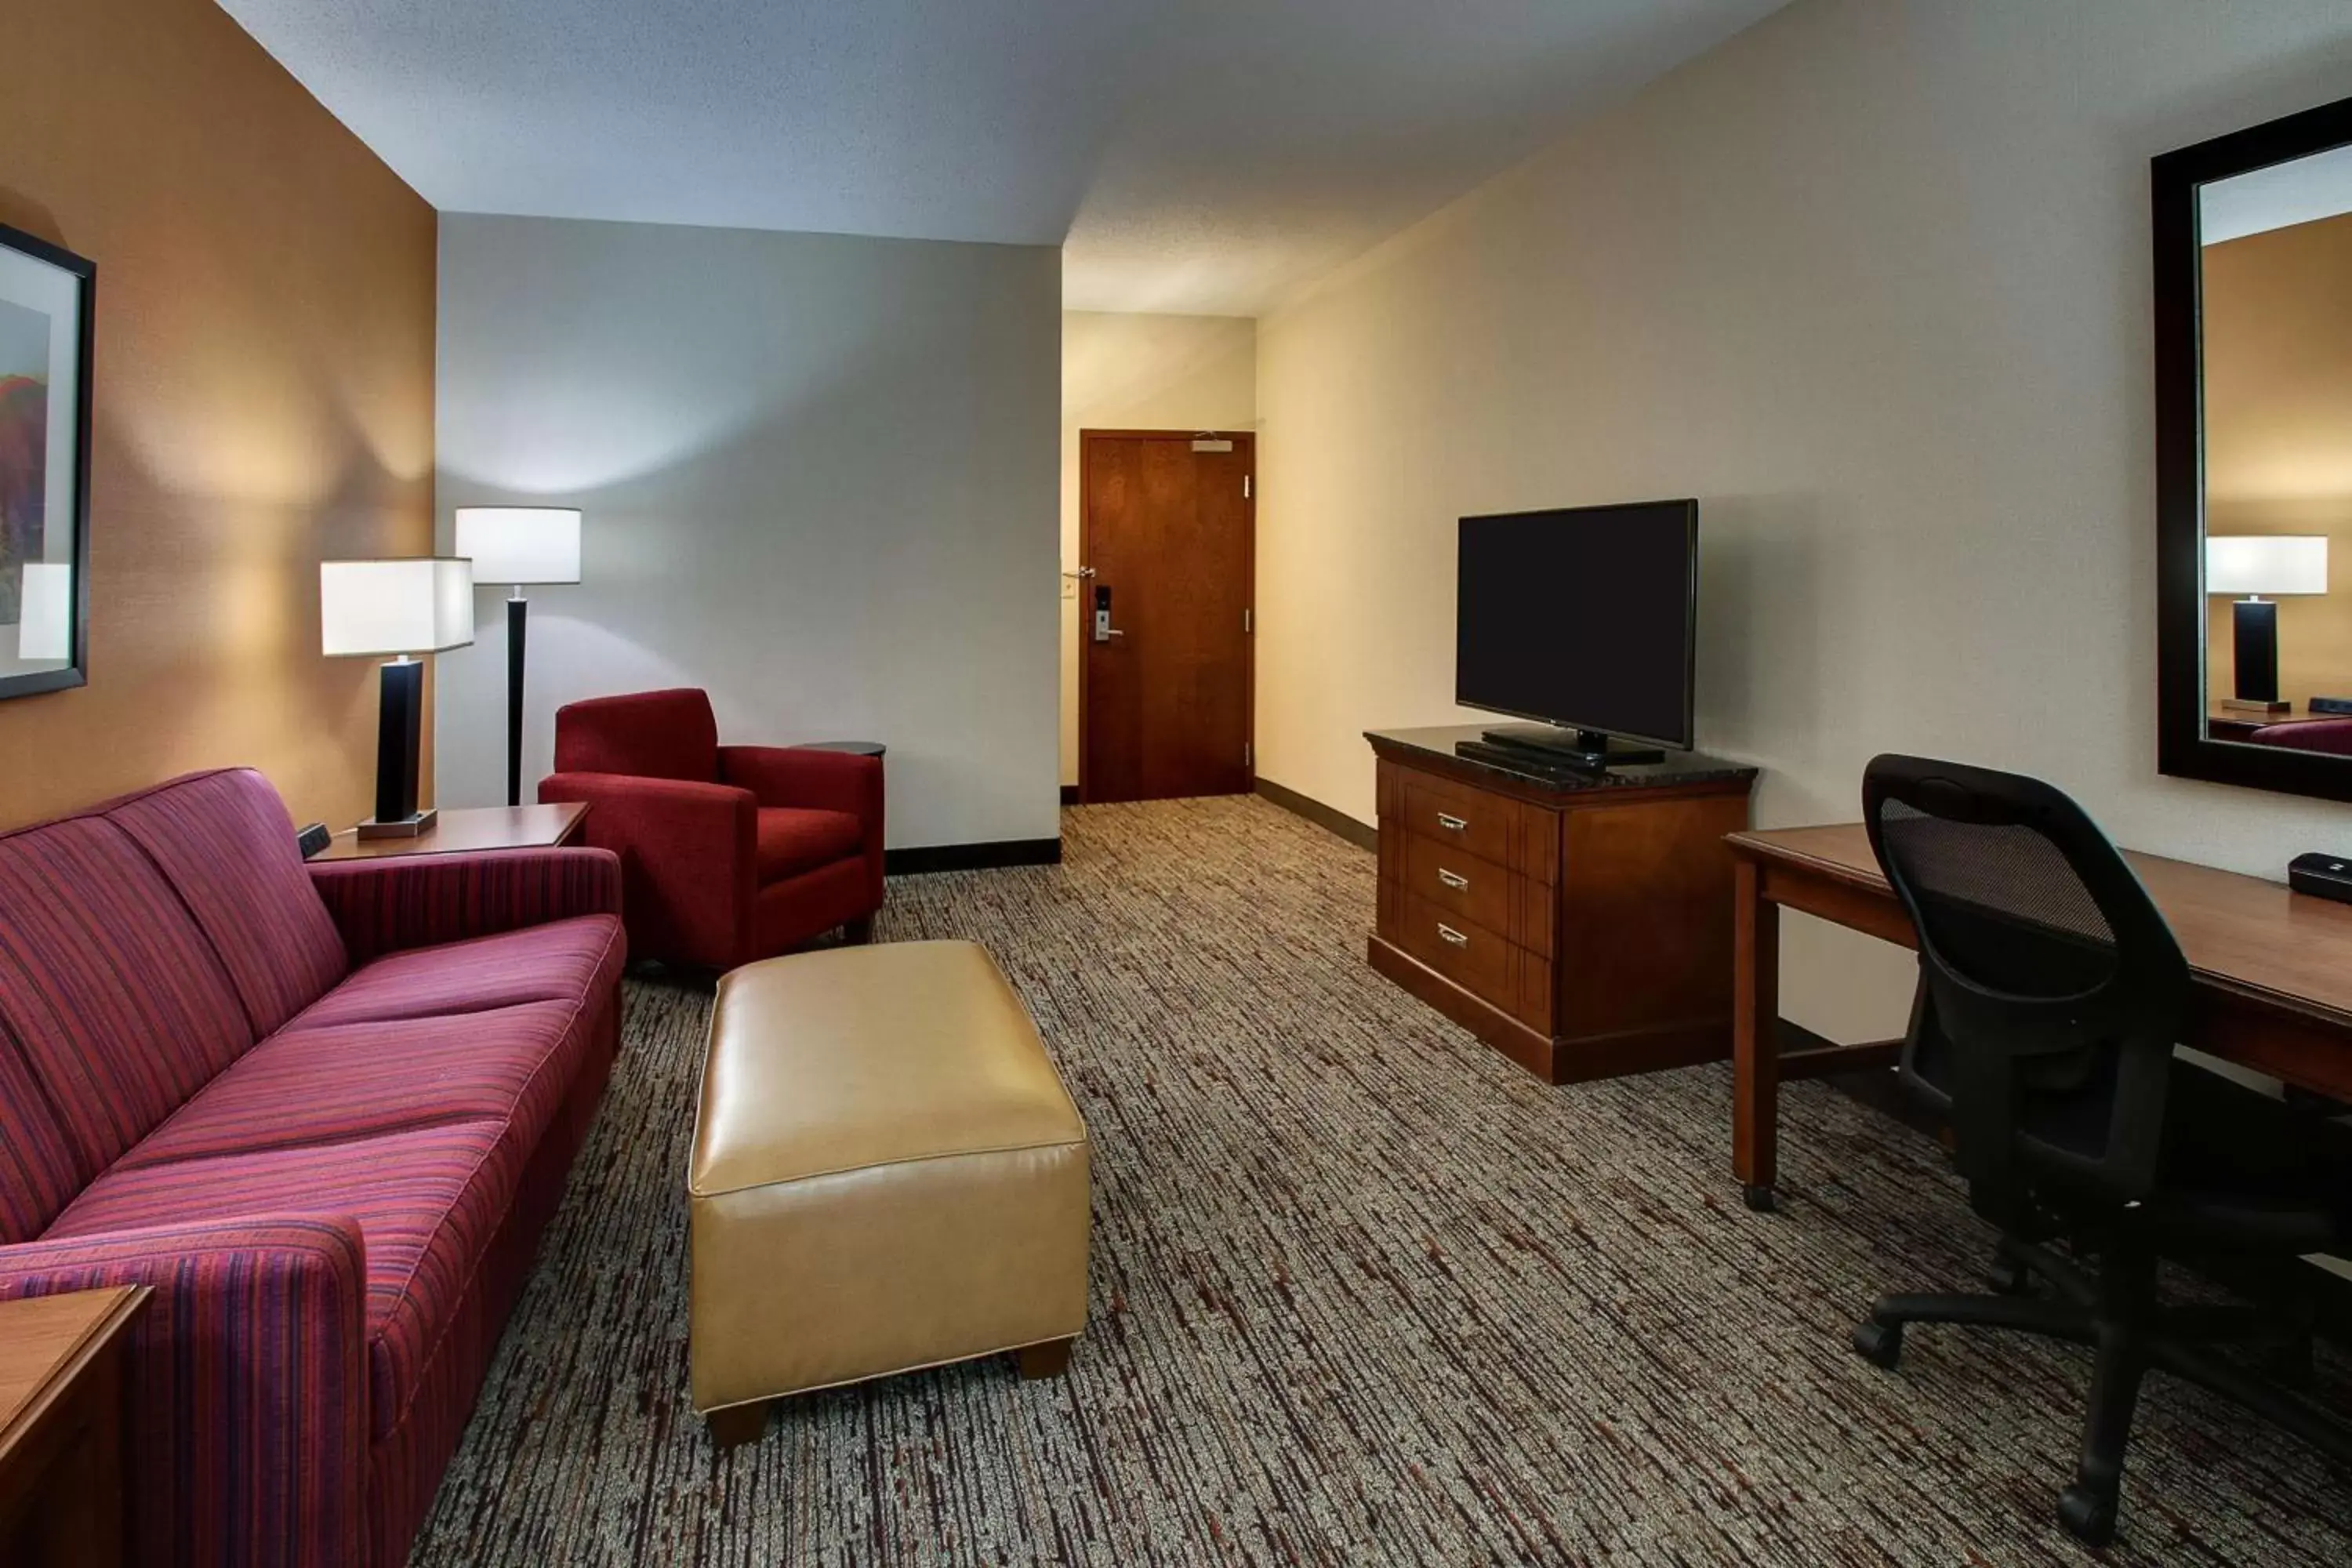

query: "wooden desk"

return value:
[1726, 823, 2352, 1210]
[314, 801, 589, 861]
[0, 1287, 149, 1568]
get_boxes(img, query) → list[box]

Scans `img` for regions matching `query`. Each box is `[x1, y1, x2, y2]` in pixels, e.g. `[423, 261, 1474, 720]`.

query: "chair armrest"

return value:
[718, 746, 881, 819]
[719, 746, 886, 908]
[0, 1216, 370, 1566]
[539, 771, 757, 968]
[307, 847, 622, 965]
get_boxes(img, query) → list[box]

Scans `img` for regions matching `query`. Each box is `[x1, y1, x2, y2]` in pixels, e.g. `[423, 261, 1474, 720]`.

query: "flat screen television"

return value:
[1456, 499, 1698, 762]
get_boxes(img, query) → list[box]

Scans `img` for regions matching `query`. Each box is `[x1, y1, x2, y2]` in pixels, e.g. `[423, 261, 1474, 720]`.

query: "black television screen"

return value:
[1455, 500, 1697, 749]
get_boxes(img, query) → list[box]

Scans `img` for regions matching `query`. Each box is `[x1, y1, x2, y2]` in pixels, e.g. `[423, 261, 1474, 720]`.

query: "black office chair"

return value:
[1851, 754, 2352, 1545]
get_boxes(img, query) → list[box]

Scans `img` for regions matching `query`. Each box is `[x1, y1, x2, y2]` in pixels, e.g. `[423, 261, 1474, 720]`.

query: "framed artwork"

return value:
[0, 222, 93, 700]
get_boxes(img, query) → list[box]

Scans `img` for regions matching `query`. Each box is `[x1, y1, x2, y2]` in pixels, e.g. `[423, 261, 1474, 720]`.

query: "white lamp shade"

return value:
[321, 558, 476, 656]
[2207, 535, 2328, 597]
[17, 562, 71, 662]
[453, 507, 583, 586]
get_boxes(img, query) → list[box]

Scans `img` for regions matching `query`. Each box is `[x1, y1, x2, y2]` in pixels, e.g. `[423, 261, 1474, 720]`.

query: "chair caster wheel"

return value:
[2056, 1485, 2118, 1547]
[1987, 1256, 2030, 1295]
[1741, 1183, 1777, 1213]
[1851, 1319, 1902, 1370]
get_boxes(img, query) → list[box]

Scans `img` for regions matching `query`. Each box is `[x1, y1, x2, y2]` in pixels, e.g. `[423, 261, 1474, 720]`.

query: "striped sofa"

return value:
[0, 768, 626, 1567]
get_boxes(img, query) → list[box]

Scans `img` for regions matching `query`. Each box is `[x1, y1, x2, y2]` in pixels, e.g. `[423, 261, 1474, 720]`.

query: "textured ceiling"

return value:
[218, 0, 1785, 316]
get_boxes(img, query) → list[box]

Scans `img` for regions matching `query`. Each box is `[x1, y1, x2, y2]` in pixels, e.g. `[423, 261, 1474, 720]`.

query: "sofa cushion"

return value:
[45, 1119, 519, 1441]
[755, 808, 862, 884]
[107, 769, 350, 1037]
[0, 816, 252, 1177]
[115, 1000, 591, 1173]
[0, 1032, 84, 1243]
[289, 914, 623, 1030]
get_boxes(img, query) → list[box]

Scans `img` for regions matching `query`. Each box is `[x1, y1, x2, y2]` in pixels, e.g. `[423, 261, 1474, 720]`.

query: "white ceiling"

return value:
[218, 0, 1785, 317]
[2201, 143, 2352, 246]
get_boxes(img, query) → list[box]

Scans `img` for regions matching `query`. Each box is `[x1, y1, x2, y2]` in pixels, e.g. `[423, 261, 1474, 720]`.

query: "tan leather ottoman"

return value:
[688, 939, 1091, 1446]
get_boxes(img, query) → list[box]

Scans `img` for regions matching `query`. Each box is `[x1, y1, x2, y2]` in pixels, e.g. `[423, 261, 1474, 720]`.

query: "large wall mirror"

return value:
[2157, 96, 2352, 804]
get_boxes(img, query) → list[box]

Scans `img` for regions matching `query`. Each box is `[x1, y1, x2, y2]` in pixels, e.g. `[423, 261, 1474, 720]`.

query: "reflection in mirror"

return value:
[2198, 146, 2352, 758]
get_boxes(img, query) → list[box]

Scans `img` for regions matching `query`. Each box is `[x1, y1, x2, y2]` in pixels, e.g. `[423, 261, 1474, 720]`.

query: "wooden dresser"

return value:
[1367, 727, 1759, 1084]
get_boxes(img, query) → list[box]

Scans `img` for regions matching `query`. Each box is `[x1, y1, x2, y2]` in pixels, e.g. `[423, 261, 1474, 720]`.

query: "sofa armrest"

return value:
[0, 1216, 370, 1567]
[539, 771, 757, 968]
[308, 847, 622, 965]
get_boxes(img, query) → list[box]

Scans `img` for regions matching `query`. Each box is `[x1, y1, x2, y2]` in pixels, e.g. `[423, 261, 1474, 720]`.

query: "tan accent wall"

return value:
[2202, 212, 2352, 709]
[0, 0, 436, 830]
[1061, 312, 1257, 786]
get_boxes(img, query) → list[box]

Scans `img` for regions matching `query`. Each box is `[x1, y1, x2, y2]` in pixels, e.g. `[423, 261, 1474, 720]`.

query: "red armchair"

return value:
[539, 688, 884, 968]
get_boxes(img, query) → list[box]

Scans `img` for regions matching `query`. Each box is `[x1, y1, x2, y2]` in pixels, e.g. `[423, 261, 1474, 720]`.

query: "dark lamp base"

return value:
[357, 808, 438, 841]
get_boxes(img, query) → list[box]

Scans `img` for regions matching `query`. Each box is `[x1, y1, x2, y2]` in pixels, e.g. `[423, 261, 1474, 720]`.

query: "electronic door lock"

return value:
[1092, 584, 1123, 643]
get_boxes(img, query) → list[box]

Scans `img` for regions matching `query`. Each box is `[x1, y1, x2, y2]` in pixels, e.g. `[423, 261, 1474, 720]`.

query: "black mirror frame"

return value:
[2154, 95, 2352, 804]
[0, 220, 94, 703]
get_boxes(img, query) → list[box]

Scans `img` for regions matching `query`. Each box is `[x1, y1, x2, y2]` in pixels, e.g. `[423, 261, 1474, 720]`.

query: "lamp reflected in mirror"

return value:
[2206, 535, 2326, 714]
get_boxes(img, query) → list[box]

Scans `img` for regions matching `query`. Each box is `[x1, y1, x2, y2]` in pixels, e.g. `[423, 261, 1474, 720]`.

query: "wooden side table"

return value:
[312, 800, 590, 862]
[0, 1286, 149, 1568]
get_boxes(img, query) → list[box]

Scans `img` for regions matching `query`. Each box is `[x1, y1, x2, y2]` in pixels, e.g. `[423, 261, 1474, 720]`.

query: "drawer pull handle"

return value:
[1437, 868, 1469, 891]
[1436, 812, 1468, 832]
[1437, 923, 1469, 948]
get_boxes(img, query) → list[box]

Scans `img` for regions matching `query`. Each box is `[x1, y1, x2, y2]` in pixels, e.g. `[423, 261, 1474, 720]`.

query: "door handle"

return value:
[1436, 868, 1468, 891]
[1436, 812, 1468, 833]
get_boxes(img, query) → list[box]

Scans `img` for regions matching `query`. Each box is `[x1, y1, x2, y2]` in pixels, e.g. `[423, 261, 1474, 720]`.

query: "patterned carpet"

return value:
[409, 796, 2352, 1566]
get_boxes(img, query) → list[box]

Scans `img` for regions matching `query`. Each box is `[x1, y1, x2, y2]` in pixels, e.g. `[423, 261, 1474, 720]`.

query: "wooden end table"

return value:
[313, 801, 590, 862]
[0, 1286, 149, 1568]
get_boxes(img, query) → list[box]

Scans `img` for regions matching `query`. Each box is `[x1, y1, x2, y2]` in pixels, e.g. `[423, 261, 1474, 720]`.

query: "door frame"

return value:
[1076, 428, 1257, 805]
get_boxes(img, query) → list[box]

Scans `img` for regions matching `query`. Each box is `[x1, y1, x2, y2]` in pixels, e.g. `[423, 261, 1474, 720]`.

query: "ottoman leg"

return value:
[706, 1400, 771, 1450]
[844, 918, 875, 946]
[1017, 1338, 1075, 1380]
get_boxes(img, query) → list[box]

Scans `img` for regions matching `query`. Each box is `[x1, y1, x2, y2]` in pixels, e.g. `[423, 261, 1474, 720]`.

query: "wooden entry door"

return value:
[1080, 430, 1254, 803]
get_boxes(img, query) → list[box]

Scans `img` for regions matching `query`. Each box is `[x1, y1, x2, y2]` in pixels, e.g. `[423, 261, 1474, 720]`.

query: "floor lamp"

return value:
[321, 558, 475, 837]
[454, 507, 583, 806]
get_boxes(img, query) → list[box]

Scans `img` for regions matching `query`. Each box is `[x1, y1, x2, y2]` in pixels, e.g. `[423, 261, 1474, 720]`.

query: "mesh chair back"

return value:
[1864, 756, 2188, 1210]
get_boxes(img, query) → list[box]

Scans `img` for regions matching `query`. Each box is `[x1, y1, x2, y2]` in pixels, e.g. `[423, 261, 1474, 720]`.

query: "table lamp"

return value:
[453, 507, 583, 806]
[2207, 535, 2327, 713]
[321, 557, 474, 837]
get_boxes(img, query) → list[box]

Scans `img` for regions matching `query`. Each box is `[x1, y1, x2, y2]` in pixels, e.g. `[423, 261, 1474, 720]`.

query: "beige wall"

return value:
[437, 217, 1062, 850]
[0, 0, 437, 829]
[2203, 212, 2352, 708]
[1255, 0, 2352, 1045]
[1061, 311, 1256, 786]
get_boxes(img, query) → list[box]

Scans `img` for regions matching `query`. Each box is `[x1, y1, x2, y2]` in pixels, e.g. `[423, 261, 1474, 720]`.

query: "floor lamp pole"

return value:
[506, 590, 528, 808]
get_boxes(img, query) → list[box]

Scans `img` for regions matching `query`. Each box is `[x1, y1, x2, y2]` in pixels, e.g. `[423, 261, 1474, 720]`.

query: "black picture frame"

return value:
[2154, 95, 2352, 804]
[0, 221, 93, 702]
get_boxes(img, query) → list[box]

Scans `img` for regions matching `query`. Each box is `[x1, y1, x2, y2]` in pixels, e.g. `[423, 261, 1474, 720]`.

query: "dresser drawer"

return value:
[1383, 889, 1553, 1033]
[1390, 768, 1558, 886]
[1400, 833, 1554, 957]
[1397, 771, 1517, 868]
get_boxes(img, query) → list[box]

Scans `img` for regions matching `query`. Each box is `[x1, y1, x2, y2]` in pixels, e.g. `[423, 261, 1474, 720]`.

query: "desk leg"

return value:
[1733, 858, 1780, 1211]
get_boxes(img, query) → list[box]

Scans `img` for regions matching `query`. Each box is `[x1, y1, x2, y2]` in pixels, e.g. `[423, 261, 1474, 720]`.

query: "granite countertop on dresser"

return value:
[1365, 726, 1759, 792]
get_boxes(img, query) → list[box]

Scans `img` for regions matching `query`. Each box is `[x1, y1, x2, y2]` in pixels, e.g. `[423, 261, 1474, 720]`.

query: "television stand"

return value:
[1363, 725, 1759, 1084]
[1479, 723, 1664, 769]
